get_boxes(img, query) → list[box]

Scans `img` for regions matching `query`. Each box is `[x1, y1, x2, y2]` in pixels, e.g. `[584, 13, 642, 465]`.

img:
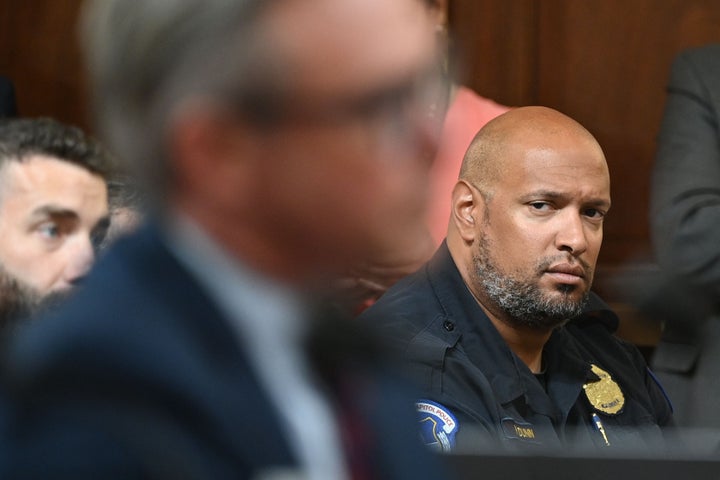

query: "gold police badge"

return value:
[583, 364, 625, 415]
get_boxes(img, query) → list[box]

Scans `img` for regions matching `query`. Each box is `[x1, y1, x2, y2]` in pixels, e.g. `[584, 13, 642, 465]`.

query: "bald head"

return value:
[448, 106, 611, 334]
[459, 106, 605, 195]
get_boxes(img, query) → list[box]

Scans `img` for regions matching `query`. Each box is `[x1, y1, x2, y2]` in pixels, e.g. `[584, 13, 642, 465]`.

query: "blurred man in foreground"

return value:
[0, 117, 111, 333]
[360, 107, 673, 452]
[1, 0, 446, 478]
[343, 0, 509, 311]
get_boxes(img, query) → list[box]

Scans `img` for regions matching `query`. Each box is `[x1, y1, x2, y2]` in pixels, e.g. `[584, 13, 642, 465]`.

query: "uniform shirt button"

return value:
[443, 320, 455, 332]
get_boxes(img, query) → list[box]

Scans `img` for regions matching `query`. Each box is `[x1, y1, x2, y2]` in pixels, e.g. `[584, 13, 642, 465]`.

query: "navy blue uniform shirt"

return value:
[359, 242, 673, 453]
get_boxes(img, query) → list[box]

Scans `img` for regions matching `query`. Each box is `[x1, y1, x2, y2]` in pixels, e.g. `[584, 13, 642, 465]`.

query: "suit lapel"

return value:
[117, 225, 298, 469]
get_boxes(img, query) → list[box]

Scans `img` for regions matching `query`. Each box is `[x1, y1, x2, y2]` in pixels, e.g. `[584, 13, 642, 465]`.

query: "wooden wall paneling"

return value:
[1, 0, 88, 129]
[535, 0, 720, 266]
[449, 0, 539, 108]
[0, 1, 11, 74]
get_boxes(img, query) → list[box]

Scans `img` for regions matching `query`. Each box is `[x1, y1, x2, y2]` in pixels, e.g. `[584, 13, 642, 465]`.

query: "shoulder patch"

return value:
[416, 399, 458, 452]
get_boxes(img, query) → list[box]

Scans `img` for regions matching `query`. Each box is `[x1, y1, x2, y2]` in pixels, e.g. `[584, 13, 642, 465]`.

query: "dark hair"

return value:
[0, 117, 114, 179]
[107, 173, 145, 212]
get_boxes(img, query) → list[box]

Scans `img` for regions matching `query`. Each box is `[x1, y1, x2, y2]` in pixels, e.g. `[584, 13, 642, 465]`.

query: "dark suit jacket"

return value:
[0, 76, 17, 117]
[0, 224, 444, 478]
[649, 44, 720, 431]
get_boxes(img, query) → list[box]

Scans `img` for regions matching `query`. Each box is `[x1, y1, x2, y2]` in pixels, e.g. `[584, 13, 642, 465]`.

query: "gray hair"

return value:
[80, 0, 279, 201]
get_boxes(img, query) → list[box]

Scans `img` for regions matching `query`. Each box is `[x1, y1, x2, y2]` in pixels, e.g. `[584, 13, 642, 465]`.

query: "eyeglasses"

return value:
[237, 65, 450, 134]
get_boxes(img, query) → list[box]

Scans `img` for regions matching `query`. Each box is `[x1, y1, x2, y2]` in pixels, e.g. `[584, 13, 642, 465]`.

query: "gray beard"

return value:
[472, 233, 590, 331]
[0, 265, 68, 337]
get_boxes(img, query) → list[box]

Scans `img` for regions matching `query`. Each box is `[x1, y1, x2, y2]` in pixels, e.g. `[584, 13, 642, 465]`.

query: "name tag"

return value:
[501, 418, 539, 443]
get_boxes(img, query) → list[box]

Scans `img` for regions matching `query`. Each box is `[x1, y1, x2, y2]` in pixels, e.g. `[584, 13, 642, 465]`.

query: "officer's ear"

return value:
[450, 180, 483, 243]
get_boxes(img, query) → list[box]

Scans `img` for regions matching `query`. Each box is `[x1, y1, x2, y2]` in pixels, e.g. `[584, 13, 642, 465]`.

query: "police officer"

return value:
[359, 106, 673, 453]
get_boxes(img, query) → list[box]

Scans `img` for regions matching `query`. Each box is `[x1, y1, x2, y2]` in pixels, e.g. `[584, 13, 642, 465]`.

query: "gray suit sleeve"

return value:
[650, 45, 720, 296]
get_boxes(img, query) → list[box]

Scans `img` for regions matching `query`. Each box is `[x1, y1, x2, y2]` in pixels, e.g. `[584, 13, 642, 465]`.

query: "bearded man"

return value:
[359, 106, 673, 453]
[0, 117, 111, 333]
